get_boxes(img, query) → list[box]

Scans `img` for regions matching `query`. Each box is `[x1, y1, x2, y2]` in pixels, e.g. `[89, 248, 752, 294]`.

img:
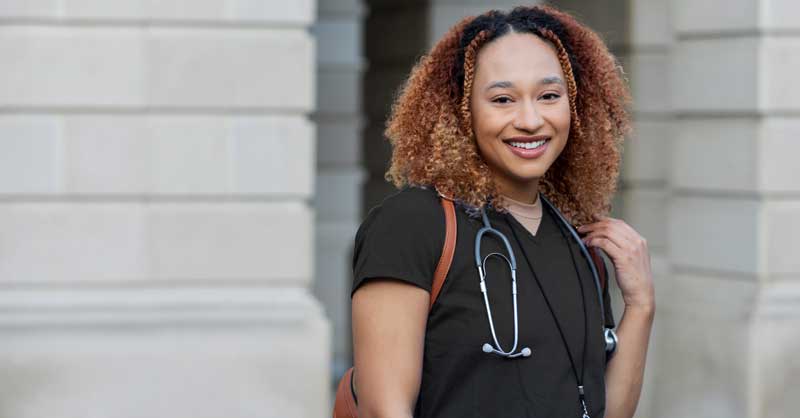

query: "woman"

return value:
[350, 5, 655, 418]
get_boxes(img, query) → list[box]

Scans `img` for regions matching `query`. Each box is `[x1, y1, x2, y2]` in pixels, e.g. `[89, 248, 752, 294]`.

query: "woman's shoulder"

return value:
[351, 185, 447, 296]
[361, 185, 444, 223]
[355, 185, 446, 247]
[377, 184, 444, 217]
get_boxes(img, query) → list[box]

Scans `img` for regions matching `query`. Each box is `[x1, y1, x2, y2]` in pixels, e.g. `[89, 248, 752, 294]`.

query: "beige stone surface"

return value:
[0, 27, 313, 110]
[0, 287, 329, 418]
[0, 0, 315, 24]
[0, 115, 314, 196]
[0, 202, 313, 284]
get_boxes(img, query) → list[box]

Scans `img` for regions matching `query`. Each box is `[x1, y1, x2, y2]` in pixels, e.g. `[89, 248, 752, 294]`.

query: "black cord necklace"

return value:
[503, 212, 592, 418]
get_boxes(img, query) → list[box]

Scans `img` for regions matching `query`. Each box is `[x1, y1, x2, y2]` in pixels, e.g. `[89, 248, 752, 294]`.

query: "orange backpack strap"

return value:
[429, 197, 457, 310]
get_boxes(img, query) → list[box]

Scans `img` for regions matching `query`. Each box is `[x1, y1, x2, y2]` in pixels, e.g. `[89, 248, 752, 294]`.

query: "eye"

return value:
[540, 93, 561, 101]
[491, 96, 512, 104]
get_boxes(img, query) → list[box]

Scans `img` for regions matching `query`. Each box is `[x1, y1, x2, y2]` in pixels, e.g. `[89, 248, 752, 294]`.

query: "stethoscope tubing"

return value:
[474, 193, 615, 359]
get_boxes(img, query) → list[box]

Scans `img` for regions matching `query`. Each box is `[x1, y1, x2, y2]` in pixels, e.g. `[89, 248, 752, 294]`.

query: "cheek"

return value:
[545, 103, 572, 134]
[471, 105, 504, 144]
[476, 104, 511, 133]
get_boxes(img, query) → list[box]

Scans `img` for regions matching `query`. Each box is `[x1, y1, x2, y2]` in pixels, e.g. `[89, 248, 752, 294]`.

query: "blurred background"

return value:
[0, 0, 797, 417]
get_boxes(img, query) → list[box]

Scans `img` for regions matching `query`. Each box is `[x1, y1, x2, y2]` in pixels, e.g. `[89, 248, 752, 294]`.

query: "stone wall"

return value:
[0, 1, 329, 417]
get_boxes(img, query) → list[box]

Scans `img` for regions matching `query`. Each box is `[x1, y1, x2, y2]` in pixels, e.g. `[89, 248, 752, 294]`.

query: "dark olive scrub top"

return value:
[351, 185, 616, 418]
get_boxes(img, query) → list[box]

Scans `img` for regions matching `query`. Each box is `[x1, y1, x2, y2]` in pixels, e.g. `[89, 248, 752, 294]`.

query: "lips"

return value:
[503, 136, 550, 159]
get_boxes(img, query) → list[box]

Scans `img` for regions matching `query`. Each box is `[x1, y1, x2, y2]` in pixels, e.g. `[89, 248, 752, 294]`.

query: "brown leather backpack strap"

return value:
[589, 246, 606, 291]
[429, 197, 456, 309]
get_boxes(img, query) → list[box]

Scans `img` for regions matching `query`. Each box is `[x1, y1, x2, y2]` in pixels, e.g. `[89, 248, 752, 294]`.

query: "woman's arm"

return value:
[576, 217, 656, 418]
[604, 302, 655, 418]
[351, 278, 429, 418]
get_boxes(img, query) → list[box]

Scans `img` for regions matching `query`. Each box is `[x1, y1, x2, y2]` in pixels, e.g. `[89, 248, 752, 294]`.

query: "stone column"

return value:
[653, 1, 800, 417]
[0, 1, 329, 417]
[621, 1, 673, 416]
[312, 0, 367, 388]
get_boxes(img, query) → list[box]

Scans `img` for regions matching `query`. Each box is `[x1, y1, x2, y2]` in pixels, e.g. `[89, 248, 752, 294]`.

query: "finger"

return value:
[584, 236, 622, 260]
[584, 230, 638, 257]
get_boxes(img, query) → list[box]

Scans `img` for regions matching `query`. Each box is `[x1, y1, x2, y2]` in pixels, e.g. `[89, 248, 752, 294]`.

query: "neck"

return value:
[495, 177, 540, 205]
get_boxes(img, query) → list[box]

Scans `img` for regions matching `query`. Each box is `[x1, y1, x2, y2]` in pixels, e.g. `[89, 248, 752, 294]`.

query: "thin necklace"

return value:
[502, 193, 543, 220]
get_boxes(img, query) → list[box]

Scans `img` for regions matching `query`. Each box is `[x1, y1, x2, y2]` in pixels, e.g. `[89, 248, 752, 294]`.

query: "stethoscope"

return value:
[474, 193, 618, 359]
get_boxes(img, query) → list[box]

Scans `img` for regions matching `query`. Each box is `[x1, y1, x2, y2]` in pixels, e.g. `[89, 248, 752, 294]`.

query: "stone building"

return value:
[0, 0, 797, 417]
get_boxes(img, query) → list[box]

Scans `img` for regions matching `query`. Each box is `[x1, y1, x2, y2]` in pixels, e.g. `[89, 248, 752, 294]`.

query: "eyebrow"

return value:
[484, 77, 565, 91]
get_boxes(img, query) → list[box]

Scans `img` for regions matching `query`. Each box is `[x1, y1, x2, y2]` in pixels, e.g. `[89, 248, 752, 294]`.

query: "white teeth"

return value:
[509, 140, 546, 149]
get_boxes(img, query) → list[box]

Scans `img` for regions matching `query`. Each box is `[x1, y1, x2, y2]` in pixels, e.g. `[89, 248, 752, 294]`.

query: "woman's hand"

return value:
[576, 217, 655, 309]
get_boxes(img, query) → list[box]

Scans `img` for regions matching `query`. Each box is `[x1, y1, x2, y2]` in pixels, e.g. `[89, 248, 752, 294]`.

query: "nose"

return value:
[513, 100, 545, 132]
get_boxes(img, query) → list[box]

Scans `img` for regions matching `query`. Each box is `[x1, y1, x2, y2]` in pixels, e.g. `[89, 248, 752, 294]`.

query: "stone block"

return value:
[229, 116, 315, 196]
[0, 115, 315, 196]
[0, 0, 57, 18]
[146, 28, 314, 110]
[629, 51, 671, 114]
[760, 117, 800, 192]
[673, 0, 758, 34]
[671, 116, 800, 194]
[0, 0, 315, 25]
[670, 37, 759, 113]
[668, 196, 761, 275]
[0, 203, 150, 284]
[314, 19, 363, 68]
[0, 26, 147, 107]
[318, 0, 366, 17]
[762, 37, 800, 112]
[623, 119, 671, 183]
[765, 200, 800, 276]
[0, 116, 61, 193]
[0, 202, 312, 284]
[621, 188, 668, 252]
[670, 117, 760, 192]
[0, 27, 313, 110]
[674, 0, 800, 33]
[314, 117, 365, 166]
[763, 0, 800, 30]
[314, 168, 365, 222]
[317, 69, 361, 115]
[631, 0, 672, 47]
[149, 202, 313, 282]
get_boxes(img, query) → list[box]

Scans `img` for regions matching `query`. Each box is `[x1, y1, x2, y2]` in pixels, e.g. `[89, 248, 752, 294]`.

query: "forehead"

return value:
[473, 32, 564, 83]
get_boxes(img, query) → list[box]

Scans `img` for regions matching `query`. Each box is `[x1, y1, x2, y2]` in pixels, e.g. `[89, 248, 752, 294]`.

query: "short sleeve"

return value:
[350, 187, 446, 298]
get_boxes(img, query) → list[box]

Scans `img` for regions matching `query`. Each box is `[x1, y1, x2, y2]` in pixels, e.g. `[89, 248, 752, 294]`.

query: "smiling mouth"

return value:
[506, 139, 548, 149]
[503, 137, 550, 150]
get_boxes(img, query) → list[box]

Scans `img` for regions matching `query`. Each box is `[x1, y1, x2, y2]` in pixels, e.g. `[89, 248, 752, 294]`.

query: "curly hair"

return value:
[382, 4, 632, 226]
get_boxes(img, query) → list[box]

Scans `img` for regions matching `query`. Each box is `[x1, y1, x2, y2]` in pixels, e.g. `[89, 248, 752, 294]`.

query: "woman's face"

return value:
[470, 31, 571, 199]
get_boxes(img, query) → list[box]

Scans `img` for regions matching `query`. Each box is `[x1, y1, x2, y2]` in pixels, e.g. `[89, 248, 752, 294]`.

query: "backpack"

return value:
[332, 196, 607, 418]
